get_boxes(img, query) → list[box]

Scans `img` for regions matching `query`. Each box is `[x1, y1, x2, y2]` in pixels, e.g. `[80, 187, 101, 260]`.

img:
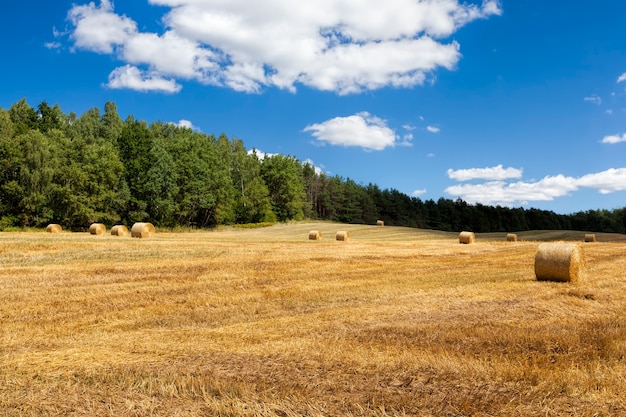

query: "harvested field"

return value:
[1, 222, 625, 416]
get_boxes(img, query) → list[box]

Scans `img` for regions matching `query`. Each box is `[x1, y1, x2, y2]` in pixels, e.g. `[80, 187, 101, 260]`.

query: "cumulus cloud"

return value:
[412, 189, 427, 197]
[64, 0, 501, 93]
[107, 65, 182, 93]
[170, 119, 200, 131]
[601, 133, 626, 144]
[445, 167, 626, 206]
[68, 0, 137, 54]
[446, 175, 578, 206]
[426, 126, 441, 133]
[618, 72, 626, 83]
[303, 112, 398, 151]
[447, 164, 523, 181]
[576, 168, 626, 194]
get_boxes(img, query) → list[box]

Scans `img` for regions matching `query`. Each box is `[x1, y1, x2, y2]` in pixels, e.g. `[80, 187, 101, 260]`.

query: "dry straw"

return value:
[459, 231, 475, 244]
[584, 234, 597, 243]
[111, 225, 130, 237]
[46, 224, 62, 233]
[131, 222, 155, 238]
[506, 233, 518, 242]
[308, 230, 322, 240]
[336, 231, 350, 241]
[534, 242, 585, 283]
[376, 220, 385, 227]
[89, 223, 106, 235]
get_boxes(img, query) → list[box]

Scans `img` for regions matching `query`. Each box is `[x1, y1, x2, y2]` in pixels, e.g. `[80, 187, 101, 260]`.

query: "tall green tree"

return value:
[215, 133, 236, 224]
[101, 101, 124, 144]
[36, 101, 65, 133]
[230, 144, 274, 223]
[13, 130, 58, 226]
[9, 98, 38, 136]
[50, 109, 125, 229]
[0, 108, 13, 139]
[118, 117, 153, 221]
[144, 135, 178, 225]
[165, 130, 234, 227]
[260, 154, 306, 221]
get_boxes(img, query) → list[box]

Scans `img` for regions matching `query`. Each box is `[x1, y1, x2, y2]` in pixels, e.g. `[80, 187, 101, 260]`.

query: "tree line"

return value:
[1, 98, 625, 233]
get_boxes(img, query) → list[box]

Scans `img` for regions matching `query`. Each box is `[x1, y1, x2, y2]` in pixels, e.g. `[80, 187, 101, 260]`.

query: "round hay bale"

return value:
[506, 233, 518, 242]
[376, 220, 385, 227]
[584, 234, 596, 243]
[535, 242, 585, 283]
[111, 225, 130, 237]
[89, 223, 106, 235]
[131, 222, 155, 238]
[459, 231, 475, 244]
[336, 231, 350, 241]
[308, 230, 322, 240]
[46, 224, 62, 233]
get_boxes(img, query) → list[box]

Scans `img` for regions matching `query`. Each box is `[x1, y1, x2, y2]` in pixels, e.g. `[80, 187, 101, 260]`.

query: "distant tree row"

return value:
[1, 99, 625, 233]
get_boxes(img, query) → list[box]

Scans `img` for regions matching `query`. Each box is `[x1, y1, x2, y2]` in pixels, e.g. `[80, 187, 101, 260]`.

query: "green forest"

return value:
[1, 98, 625, 233]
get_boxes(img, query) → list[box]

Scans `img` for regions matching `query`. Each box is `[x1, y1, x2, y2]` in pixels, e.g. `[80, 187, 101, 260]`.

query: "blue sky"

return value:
[2, 0, 626, 214]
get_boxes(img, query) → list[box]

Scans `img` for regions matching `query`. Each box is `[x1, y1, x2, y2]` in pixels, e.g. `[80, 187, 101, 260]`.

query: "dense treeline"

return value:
[1, 99, 625, 233]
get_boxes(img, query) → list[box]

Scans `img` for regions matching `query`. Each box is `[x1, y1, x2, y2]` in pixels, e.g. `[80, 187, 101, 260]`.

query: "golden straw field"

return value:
[1, 223, 625, 416]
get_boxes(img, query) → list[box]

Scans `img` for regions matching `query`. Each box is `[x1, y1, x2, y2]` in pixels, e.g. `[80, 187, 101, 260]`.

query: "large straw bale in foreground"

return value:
[535, 242, 585, 283]
[506, 233, 518, 242]
[131, 222, 155, 238]
[89, 223, 106, 235]
[459, 231, 475, 244]
[111, 225, 130, 237]
[46, 224, 62, 233]
[584, 234, 597, 243]
[336, 231, 350, 241]
[308, 230, 322, 240]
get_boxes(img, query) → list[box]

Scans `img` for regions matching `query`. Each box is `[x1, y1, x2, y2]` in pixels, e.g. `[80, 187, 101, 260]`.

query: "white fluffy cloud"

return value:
[170, 119, 200, 131]
[447, 164, 523, 181]
[601, 133, 626, 144]
[107, 65, 181, 93]
[618, 72, 626, 83]
[576, 168, 626, 194]
[68, 0, 137, 54]
[426, 126, 441, 133]
[303, 112, 398, 151]
[445, 167, 626, 206]
[64, 0, 501, 93]
[446, 175, 578, 206]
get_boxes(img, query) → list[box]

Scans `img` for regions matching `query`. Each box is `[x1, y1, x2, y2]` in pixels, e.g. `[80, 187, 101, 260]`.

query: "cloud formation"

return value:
[304, 112, 400, 151]
[602, 133, 626, 144]
[62, 0, 501, 94]
[171, 119, 200, 131]
[107, 65, 182, 93]
[445, 167, 626, 206]
[447, 164, 523, 181]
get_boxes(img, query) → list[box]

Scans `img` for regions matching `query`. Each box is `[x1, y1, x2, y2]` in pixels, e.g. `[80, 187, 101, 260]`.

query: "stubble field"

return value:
[1, 223, 625, 416]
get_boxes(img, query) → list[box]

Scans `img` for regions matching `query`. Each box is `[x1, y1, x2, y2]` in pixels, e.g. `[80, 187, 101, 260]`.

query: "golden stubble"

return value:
[1, 223, 625, 416]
